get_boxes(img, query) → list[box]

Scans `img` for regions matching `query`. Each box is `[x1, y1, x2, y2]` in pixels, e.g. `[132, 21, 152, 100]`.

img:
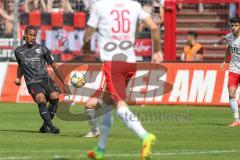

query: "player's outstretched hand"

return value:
[151, 51, 163, 63]
[14, 78, 21, 86]
[220, 62, 226, 70]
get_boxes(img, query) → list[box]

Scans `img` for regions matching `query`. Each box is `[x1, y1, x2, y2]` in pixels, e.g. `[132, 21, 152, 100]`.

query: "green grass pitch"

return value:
[0, 102, 240, 160]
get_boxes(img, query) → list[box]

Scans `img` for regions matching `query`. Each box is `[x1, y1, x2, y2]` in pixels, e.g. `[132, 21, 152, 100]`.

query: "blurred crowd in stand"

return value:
[0, 0, 238, 62]
[0, 0, 164, 38]
[0, 0, 88, 38]
[0, 0, 13, 37]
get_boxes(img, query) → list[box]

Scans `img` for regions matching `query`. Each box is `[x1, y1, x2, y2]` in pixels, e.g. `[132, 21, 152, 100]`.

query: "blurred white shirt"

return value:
[87, 0, 149, 62]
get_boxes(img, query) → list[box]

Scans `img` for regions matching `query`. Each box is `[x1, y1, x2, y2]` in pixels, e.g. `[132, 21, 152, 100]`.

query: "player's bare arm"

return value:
[221, 46, 231, 69]
[81, 26, 97, 54]
[194, 54, 203, 61]
[194, 47, 204, 61]
[142, 16, 163, 63]
[51, 62, 71, 95]
[14, 65, 23, 86]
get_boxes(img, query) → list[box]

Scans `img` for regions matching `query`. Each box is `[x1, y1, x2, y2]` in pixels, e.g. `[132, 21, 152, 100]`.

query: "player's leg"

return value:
[228, 86, 240, 126]
[112, 62, 156, 159]
[87, 62, 115, 159]
[40, 93, 60, 131]
[228, 72, 240, 126]
[34, 93, 59, 133]
[40, 78, 61, 133]
[27, 83, 56, 133]
[48, 91, 59, 119]
[112, 62, 149, 139]
[45, 78, 61, 118]
[87, 91, 113, 160]
[84, 96, 101, 138]
[116, 100, 156, 160]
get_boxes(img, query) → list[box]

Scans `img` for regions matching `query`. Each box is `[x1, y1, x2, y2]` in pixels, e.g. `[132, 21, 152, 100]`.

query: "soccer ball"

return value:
[70, 71, 87, 88]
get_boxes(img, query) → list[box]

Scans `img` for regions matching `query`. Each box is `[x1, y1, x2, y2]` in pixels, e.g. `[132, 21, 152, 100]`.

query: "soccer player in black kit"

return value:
[14, 25, 71, 134]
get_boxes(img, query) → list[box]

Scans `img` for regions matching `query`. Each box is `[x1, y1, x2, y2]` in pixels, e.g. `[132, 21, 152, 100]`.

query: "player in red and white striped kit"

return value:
[221, 17, 240, 127]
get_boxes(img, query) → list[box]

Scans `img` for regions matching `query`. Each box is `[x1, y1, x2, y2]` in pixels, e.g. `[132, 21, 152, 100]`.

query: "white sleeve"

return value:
[87, 3, 100, 28]
[225, 35, 230, 47]
[138, 4, 150, 20]
[160, 0, 164, 6]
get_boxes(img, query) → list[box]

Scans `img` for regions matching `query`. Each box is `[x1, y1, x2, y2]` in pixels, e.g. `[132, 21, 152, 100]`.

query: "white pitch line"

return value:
[0, 149, 78, 154]
[53, 155, 72, 159]
[105, 150, 238, 157]
[152, 150, 238, 156]
[0, 150, 237, 160]
[0, 157, 32, 160]
[1, 149, 231, 154]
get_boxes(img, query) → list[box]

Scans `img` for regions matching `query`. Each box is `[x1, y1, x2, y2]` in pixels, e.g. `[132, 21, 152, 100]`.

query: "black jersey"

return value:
[14, 43, 55, 85]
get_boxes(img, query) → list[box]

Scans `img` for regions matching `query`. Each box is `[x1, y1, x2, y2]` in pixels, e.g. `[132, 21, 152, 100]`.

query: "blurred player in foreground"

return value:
[221, 17, 240, 126]
[82, 0, 101, 138]
[14, 25, 71, 134]
[81, 0, 163, 159]
[84, 88, 102, 138]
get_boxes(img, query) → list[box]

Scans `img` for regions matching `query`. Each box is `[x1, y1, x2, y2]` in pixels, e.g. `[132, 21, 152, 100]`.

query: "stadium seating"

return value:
[20, 12, 86, 29]
[175, 3, 229, 62]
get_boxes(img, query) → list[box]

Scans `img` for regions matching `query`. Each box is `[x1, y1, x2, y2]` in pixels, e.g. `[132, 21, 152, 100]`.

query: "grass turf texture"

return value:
[0, 102, 240, 160]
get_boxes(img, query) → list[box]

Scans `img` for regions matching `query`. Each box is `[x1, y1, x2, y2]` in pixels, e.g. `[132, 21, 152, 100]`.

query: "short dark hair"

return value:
[25, 25, 38, 33]
[187, 31, 198, 38]
[230, 17, 240, 23]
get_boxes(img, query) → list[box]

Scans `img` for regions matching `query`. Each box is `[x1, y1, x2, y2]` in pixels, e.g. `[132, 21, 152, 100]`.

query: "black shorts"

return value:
[27, 78, 61, 98]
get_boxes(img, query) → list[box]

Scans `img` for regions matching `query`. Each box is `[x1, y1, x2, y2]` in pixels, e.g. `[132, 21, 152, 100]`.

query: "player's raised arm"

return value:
[142, 16, 163, 63]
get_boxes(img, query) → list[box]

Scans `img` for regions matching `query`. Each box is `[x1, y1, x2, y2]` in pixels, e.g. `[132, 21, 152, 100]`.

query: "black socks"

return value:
[38, 102, 54, 131]
[48, 98, 59, 119]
